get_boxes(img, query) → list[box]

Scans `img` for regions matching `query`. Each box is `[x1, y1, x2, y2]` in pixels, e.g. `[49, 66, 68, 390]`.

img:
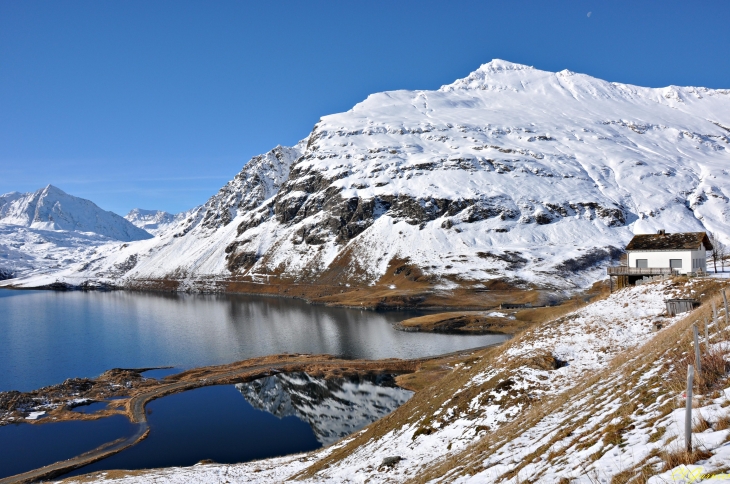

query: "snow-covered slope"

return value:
[236, 373, 412, 445]
[0, 186, 153, 280]
[4, 61, 730, 289]
[124, 209, 180, 236]
[0, 185, 151, 241]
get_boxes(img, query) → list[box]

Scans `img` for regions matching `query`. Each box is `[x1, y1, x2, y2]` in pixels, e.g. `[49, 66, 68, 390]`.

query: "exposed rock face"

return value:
[235, 373, 412, 445]
[176, 144, 304, 237]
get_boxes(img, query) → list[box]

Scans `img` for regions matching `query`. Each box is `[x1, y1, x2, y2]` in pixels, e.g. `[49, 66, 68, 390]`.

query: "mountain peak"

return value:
[124, 208, 178, 236]
[0, 186, 152, 241]
[41, 184, 65, 195]
[440, 59, 541, 91]
[476, 59, 534, 73]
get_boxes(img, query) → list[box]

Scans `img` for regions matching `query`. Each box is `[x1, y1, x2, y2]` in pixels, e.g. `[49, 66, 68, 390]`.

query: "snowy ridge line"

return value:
[0, 185, 151, 241]
[3, 59, 730, 290]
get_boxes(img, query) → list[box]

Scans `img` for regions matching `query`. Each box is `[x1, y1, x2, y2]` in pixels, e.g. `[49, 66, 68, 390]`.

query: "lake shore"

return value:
[0, 346, 500, 484]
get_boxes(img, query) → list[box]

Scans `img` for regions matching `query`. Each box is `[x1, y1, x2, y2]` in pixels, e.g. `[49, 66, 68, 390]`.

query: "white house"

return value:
[607, 230, 712, 291]
[625, 230, 711, 274]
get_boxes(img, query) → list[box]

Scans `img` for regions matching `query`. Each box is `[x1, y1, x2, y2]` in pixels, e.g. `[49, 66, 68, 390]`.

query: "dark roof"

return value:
[626, 232, 713, 251]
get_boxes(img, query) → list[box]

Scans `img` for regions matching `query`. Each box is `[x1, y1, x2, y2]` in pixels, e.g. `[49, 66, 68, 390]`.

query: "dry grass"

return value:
[611, 469, 635, 484]
[660, 447, 713, 471]
[647, 426, 666, 443]
[692, 412, 712, 433]
[661, 337, 730, 396]
[404, 284, 729, 483]
[714, 414, 730, 431]
[396, 311, 530, 335]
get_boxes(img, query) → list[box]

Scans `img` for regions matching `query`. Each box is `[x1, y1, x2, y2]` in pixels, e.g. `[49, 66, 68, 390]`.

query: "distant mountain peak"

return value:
[124, 208, 179, 236]
[0, 186, 152, 241]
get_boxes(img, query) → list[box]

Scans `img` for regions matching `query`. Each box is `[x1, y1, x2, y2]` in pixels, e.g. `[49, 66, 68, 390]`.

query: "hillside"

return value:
[66, 277, 730, 483]
[2, 60, 730, 304]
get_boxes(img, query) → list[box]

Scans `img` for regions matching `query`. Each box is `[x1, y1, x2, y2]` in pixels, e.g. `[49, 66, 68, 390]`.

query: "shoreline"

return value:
[0, 274, 562, 311]
[0, 345, 502, 484]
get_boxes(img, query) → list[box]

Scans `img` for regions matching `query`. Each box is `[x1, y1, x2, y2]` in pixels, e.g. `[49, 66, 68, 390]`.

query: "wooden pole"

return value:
[693, 324, 702, 374]
[686, 364, 694, 453]
[704, 317, 710, 349]
[723, 289, 729, 329]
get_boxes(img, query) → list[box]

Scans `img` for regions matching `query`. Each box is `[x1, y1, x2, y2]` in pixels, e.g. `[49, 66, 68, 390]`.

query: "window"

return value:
[636, 259, 648, 268]
[670, 259, 682, 269]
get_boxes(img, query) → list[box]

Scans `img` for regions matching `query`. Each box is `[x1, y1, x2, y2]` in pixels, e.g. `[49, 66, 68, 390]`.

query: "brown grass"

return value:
[692, 412, 711, 433]
[611, 469, 635, 484]
[397, 311, 530, 335]
[661, 448, 713, 471]
[714, 414, 730, 431]
[402, 283, 730, 483]
[647, 426, 666, 443]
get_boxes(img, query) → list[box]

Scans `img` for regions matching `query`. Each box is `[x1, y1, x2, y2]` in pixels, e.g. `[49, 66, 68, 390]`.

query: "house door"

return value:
[670, 259, 682, 269]
[636, 259, 648, 268]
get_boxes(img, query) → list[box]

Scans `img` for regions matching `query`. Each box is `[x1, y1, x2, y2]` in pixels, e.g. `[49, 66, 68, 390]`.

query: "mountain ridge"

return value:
[2, 60, 729, 297]
[0, 185, 151, 241]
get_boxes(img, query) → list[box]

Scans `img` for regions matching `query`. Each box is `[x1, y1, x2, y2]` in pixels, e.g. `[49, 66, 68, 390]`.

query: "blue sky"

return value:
[1, 1, 728, 215]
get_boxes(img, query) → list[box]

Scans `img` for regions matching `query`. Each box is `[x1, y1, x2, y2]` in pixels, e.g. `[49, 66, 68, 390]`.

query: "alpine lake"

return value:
[0, 289, 508, 479]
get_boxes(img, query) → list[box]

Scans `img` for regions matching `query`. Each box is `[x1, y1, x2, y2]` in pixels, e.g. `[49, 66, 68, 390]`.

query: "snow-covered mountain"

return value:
[0, 185, 152, 241]
[235, 372, 412, 445]
[0, 185, 152, 280]
[3, 60, 729, 290]
[124, 209, 181, 236]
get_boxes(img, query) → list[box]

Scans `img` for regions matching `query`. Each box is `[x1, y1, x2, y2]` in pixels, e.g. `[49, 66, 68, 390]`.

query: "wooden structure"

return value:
[665, 298, 700, 316]
[607, 267, 676, 291]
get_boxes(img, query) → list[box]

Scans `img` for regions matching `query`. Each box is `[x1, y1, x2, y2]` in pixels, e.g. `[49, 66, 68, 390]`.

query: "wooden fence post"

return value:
[704, 317, 710, 349]
[693, 324, 702, 374]
[723, 289, 729, 329]
[686, 364, 694, 453]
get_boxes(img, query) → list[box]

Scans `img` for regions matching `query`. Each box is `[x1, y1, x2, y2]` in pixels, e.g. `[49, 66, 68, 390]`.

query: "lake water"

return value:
[0, 415, 135, 479]
[0, 289, 509, 392]
[0, 288, 507, 480]
[63, 373, 412, 478]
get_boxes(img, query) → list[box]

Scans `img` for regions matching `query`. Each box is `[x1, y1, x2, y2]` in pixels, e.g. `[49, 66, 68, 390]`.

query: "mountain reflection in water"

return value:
[236, 373, 413, 445]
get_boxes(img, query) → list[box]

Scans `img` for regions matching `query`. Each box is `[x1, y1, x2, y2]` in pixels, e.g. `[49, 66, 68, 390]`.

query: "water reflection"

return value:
[236, 372, 413, 445]
[0, 289, 509, 392]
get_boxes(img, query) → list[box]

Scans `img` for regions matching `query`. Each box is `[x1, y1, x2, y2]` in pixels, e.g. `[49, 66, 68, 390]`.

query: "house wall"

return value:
[627, 250, 706, 274]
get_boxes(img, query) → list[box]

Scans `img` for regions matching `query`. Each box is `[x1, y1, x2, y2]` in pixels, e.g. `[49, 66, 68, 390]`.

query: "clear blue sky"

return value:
[1, 1, 728, 215]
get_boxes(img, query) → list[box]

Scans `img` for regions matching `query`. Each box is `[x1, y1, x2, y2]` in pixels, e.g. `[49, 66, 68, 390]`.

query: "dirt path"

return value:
[0, 346, 499, 484]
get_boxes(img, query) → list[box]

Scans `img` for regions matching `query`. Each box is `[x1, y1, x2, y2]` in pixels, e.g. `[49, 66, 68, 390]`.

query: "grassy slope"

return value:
[296, 277, 730, 483]
[64, 278, 730, 484]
